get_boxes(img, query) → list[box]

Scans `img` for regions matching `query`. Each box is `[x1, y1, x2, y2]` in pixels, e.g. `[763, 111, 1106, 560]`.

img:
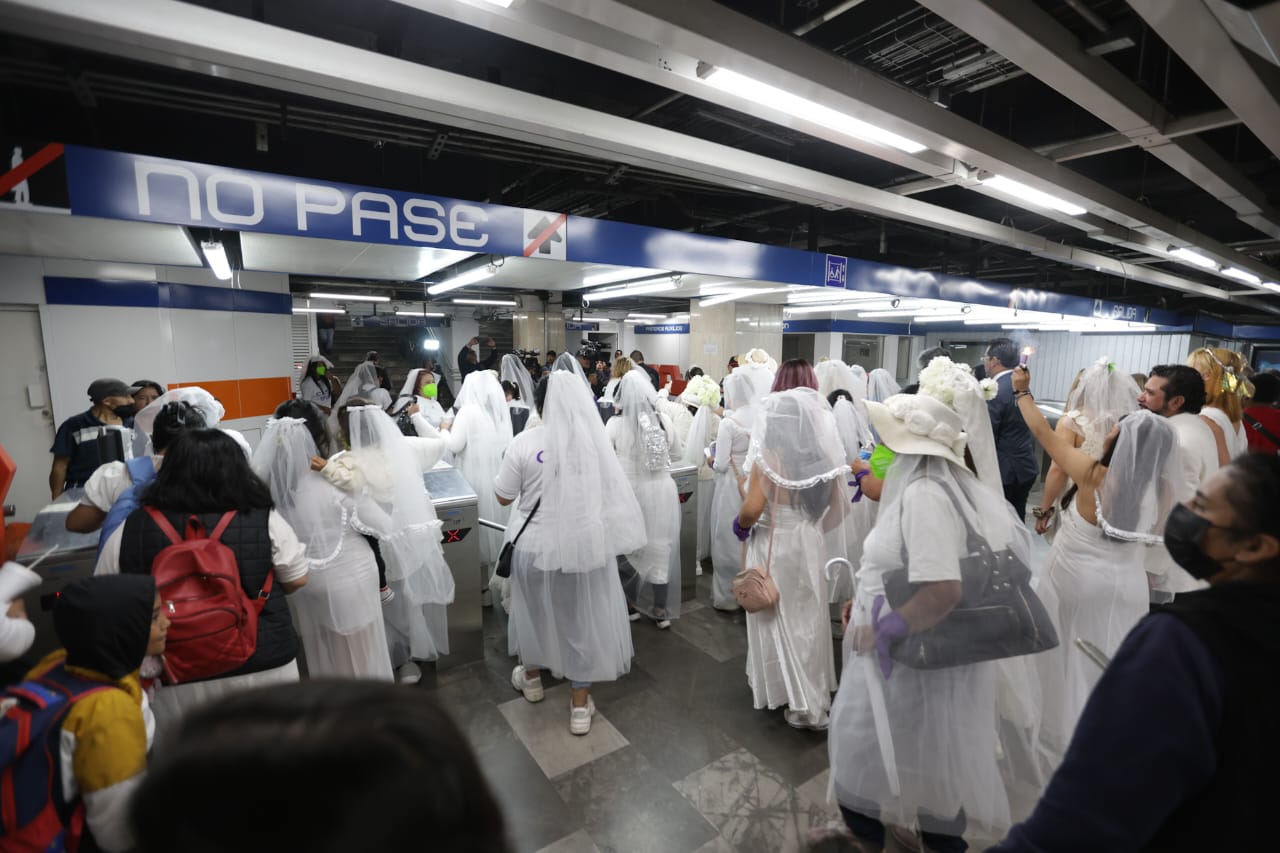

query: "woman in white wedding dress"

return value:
[253, 403, 393, 682]
[708, 364, 773, 610]
[735, 386, 850, 730]
[442, 370, 514, 575]
[1013, 368, 1184, 772]
[607, 369, 683, 628]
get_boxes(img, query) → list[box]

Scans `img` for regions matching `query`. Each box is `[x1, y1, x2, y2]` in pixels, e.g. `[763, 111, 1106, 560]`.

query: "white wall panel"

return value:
[41, 304, 176, 425]
[233, 313, 293, 381]
[926, 330, 1194, 401]
[634, 331, 688, 368]
[169, 309, 238, 381]
[0, 254, 49, 304]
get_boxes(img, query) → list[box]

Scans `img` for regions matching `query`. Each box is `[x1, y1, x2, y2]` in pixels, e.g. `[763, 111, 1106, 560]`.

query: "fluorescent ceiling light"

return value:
[698, 65, 927, 154]
[395, 310, 446, 317]
[475, 0, 516, 7]
[961, 317, 1011, 325]
[912, 313, 978, 323]
[586, 277, 679, 301]
[1221, 267, 1262, 286]
[427, 266, 496, 295]
[1168, 246, 1217, 269]
[627, 313, 668, 319]
[980, 175, 1087, 217]
[452, 297, 518, 306]
[201, 240, 232, 280]
[292, 307, 345, 314]
[624, 319, 646, 324]
[308, 291, 390, 302]
[581, 267, 667, 288]
[422, 339, 441, 351]
[784, 303, 875, 315]
[1263, 282, 1280, 293]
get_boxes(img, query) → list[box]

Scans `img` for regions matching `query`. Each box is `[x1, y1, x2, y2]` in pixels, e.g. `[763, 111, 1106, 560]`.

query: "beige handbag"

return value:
[732, 521, 778, 613]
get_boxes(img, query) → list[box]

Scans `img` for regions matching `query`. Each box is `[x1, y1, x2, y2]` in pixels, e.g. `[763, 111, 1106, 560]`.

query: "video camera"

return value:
[513, 348, 541, 359]
[577, 338, 609, 360]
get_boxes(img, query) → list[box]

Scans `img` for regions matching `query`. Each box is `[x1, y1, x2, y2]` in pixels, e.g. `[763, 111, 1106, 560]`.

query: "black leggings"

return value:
[840, 804, 968, 853]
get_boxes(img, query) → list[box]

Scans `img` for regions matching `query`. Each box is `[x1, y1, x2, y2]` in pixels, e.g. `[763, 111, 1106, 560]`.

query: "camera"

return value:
[513, 348, 541, 359]
[577, 338, 608, 360]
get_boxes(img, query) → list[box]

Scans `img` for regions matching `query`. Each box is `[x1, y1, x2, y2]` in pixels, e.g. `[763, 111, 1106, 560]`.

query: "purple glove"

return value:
[732, 516, 752, 542]
[871, 595, 909, 680]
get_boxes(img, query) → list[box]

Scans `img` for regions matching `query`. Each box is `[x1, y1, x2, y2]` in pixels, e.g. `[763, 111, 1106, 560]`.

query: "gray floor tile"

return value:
[499, 684, 630, 779]
[795, 769, 842, 822]
[534, 829, 602, 853]
[690, 837, 736, 853]
[554, 746, 719, 853]
[481, 739, 584, 853]
[667, 604, 749, 663]
[675, 748, 834, 853]
[603, 687, 738, 782]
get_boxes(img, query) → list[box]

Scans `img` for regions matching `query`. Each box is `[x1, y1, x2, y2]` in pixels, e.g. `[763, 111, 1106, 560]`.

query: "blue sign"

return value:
[565, 321, 598, 331]
[635, 323, 690, 334]
[349, 315, 444, 328]
[57, 145, 1189, 330]
[825, 255, 848, 288]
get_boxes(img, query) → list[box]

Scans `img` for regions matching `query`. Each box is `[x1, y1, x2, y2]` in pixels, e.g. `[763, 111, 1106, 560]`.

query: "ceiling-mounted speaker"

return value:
[563, 292, 584, 309]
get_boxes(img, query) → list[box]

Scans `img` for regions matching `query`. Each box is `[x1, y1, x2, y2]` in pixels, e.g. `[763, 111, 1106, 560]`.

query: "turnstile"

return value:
[671, 464, 698, 603]
[425, 463, 484, 670]
[18, 492, 100, 662]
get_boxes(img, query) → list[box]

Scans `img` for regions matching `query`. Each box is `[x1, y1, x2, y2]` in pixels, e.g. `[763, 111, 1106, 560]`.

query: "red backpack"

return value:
[145, 508, 273, 683]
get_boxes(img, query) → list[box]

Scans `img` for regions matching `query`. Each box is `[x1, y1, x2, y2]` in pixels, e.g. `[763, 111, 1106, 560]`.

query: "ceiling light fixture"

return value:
[1221, 267, 1262, 286]
[626, 313, 668, 320]
[1263, 282, 1280, 293]
[452, 297, 518, 306]
[585, 276, 680, 301]
[581, 266, 667, 288]
[1167, 246, 1217, 270]
[308, 291, 391, 302]
[394, 310, 446, 317]
[201, 240, 232, 280]
[695, 64, 927, 154]
[427, 265, 497, 296]
[980, 175, 1087, 217]
[292, 307, 345, 314]
[784, 303, 876, 315]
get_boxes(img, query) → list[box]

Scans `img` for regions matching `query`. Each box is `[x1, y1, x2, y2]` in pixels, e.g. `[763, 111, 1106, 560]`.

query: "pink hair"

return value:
[771, 359, 818, 392]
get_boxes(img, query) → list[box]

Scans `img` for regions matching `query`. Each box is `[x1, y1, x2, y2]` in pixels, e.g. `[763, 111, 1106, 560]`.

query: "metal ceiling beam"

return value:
[0, 0, 1246, 305]
[914, 0, 1280, 240]
[1205, 0, 1280, 68]
[1126, 0, 1280, 161]
[433, 0, 1279, 288]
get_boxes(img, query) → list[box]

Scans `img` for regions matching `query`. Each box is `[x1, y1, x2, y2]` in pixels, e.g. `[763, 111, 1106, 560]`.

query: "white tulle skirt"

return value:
[709, 467, 745, 609]
[455, 438, 510, 566]
[507, 526, 634, 684]
[383, 545, 453, 666]
[619, 468, 682, 620]
[829, 592, 1010, 835]
[1035, 503, 1148, 769]
[744, 505, 836, 720]
[288, 530, 393, 681]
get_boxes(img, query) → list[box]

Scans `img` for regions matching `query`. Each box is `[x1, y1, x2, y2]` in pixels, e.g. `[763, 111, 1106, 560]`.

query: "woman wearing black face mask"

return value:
[989, 454, 1280, 853]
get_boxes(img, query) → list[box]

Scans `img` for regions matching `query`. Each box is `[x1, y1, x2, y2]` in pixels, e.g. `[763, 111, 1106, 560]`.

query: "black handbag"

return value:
[881, 481, 1058, 670]
[495, 500, 540, 579]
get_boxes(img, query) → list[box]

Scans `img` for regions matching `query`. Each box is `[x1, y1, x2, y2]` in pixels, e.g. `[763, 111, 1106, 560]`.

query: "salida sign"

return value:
[62, 145, 555, 257]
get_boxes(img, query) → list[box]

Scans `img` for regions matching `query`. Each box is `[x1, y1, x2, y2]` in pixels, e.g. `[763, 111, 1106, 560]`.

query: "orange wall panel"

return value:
[168, 376, 292, 421]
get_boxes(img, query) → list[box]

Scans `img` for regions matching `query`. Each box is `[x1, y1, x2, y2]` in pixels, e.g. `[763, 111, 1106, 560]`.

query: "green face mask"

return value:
[869, 444, 897, 479]
[421, 382, 437, 399]
[314, 364, 326, 377]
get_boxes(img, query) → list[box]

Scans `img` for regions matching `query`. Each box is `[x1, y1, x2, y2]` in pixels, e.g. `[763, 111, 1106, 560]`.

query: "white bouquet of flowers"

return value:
[681, 374, 722, 408]
[918, 355, 998, 407]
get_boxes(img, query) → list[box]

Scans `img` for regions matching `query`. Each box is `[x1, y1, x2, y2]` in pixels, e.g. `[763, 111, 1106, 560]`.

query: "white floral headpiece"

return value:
[918, 356, 997, 405]
[741, 348, 778, 373]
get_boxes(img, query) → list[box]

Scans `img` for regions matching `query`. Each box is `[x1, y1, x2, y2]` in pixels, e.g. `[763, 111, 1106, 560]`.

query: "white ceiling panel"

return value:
[0, 206, 202, 266]
[240, 232, 473, 279]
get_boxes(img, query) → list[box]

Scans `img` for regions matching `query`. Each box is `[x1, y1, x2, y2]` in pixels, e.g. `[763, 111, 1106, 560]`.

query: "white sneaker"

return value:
[510, 665, 544, 703]
[655, 618, 672, 630]
[569, 697, 596, 735]
[784, 708, 829, 731]
[380, 586, 395, 604]
[396, 661, 422, 684]
[628, 610, 642, 622]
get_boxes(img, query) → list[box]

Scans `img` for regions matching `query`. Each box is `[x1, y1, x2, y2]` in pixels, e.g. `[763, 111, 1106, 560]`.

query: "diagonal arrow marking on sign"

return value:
[523, 212, 567, 257]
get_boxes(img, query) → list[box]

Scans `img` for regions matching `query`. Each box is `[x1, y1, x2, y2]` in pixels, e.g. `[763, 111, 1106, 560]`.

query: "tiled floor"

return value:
[418, 571, 846, 853]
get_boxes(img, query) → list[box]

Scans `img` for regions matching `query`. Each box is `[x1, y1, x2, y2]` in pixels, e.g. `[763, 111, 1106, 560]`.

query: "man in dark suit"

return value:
[630, 349, 661, 388]
[984, 337, 1038, 520]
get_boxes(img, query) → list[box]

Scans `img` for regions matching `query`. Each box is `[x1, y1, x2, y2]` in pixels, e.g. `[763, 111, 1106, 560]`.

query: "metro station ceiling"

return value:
[1, 0, 1278, 323]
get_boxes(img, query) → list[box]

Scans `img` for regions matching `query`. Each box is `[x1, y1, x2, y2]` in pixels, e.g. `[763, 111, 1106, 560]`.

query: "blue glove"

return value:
[732, 517, 752, 542]
[871, 595, 909, 680]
